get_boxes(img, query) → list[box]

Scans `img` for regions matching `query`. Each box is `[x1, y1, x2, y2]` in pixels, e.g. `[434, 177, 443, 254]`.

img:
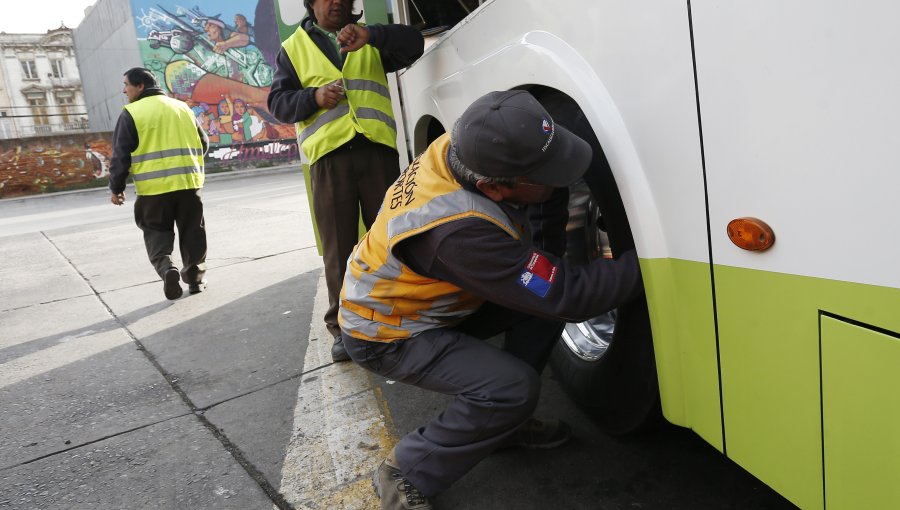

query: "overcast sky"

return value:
[0, 1, 94, 34]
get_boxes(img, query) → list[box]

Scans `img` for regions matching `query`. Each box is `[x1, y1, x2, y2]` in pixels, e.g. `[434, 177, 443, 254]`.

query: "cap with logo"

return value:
[453, 90, 592, 187]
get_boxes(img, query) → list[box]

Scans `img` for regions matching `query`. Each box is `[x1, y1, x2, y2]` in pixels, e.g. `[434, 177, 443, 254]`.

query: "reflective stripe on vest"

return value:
[282, 25, 397, 165]
[124, 95, 204, 196]
[338, 134, 521, 342]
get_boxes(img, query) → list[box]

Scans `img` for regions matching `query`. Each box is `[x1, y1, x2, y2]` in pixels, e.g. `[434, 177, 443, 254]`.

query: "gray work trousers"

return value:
[133, 188, 207, 284]
[342, 303, 564, 497]
[310, 137, 400, 339]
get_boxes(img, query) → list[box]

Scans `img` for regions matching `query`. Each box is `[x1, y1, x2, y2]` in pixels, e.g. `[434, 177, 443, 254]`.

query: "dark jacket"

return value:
[109, 88, 209, 194]
[395, 205, 642, 325]
[266, 18, 424, 125]
[393, 158, 642, 324]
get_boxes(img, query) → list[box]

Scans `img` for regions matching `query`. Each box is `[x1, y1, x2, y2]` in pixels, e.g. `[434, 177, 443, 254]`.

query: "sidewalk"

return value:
[0, 171, 342, 509]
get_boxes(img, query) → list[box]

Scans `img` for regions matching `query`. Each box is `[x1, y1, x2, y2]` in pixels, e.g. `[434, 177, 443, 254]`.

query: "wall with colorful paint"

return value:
[128, 0, 295, 146]
[0, 134, 113, 198]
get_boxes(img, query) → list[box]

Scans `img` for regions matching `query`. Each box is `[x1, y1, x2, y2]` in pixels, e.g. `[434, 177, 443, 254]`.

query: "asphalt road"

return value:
[0, 169, 796, 509]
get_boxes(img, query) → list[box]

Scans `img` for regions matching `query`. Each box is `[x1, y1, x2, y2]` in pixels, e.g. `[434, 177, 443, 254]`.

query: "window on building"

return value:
[51, 60, 65, 78]
[21, 60, 38, 80]
[56, 92, 74, 123]
[28, 96, 48, 126]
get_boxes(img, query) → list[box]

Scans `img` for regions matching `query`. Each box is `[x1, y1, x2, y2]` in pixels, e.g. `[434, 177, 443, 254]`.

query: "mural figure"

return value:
[85, 142, 110, 178]
[132, 1, 294, 146]
[216, 14, 252, 52]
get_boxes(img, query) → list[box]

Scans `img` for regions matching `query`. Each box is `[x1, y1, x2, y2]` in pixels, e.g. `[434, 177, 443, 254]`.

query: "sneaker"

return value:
[331, 334, 351, 362]
[506, 418, 572, 449]
[372, 458, 432, 510]
[163, 268, 183, 300]
[188, 279, 207, 294]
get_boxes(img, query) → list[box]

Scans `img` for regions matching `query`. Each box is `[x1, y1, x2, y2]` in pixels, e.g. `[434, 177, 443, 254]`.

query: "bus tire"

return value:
[549, 298, 661, 435]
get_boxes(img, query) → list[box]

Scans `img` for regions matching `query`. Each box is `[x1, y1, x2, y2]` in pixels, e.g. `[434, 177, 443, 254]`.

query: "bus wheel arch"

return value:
[414, 115, 447, 154]
[530, 86, 662, 435]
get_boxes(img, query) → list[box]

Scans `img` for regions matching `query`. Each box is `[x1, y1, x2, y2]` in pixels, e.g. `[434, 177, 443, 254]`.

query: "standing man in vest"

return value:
[267, 0, 424, 362]
[339, 91, 644, 509]
[110, 67, 209, 301]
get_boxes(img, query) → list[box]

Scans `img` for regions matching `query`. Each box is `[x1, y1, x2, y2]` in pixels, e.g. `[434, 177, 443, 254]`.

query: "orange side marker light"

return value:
[726, 217, 775, 251]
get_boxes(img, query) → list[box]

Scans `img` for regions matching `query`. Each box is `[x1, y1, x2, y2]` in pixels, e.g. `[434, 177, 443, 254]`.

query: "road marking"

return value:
[279, 272, 397, 509]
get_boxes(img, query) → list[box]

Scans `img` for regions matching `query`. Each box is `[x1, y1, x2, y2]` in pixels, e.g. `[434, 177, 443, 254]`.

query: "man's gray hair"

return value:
[448, 122, 518, 187]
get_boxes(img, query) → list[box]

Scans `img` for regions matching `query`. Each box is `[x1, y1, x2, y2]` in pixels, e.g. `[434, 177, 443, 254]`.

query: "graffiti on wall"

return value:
[0, 135, 113, 197]
[130, 0, 296, 146]
[206, 139, 299, 163]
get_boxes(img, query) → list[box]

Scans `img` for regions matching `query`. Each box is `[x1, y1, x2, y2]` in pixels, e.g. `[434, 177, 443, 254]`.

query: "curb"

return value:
[0, 164, 300, 203]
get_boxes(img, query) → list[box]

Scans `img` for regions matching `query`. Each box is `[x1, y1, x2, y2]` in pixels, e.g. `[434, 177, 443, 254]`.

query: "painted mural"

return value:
[0, 134, 113, 198]
[130, 0, 295, 146]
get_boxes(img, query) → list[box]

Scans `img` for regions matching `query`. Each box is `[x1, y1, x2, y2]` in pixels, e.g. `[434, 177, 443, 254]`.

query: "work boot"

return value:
[163, 268, 183, 300]
[188, 279, 208, 294]
[331, 333, 351, 362]
[506, 418, 572, 449]
[372, 456, 432, 510]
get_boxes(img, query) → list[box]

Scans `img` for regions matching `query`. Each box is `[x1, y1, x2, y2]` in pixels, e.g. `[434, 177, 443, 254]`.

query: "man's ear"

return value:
[475, 179, 507, 202]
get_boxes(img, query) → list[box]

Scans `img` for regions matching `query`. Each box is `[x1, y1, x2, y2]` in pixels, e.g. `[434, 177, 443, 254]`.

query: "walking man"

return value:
[267, 0, 424, 361]
[339, 91, 644, 508]
[110, 67, 209, 300]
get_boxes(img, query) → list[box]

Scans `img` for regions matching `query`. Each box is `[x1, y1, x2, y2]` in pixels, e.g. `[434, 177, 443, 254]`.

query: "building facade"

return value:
[0, 27, 87, 139]
[73, 0, 142, 133]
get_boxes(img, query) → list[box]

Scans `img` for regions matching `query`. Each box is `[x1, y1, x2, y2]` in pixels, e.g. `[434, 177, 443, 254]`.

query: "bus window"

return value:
[396, 0, 485, 34]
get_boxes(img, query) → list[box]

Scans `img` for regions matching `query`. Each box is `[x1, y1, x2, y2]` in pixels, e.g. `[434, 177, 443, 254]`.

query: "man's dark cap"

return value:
[454, 90, 592, 187]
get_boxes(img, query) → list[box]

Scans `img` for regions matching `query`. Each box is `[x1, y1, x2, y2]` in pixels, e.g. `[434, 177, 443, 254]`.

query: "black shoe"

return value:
[188, 279, 207, 294]
[163, 268, 183, 300]
[505, 418, 572, 450]
[331, 334, 351, 362]
[373, 458, 433, 510]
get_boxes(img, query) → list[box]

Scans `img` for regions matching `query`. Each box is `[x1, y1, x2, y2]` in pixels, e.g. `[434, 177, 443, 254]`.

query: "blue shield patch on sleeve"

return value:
[518, 270, 552, 298]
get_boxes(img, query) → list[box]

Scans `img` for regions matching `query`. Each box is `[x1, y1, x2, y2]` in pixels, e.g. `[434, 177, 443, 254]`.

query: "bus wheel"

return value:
[549, 286, 660, 435]
[534, 88, 662, 435]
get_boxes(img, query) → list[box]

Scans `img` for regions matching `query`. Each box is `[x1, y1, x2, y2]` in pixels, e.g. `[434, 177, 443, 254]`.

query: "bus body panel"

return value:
[821, 316, 900, 509]
[693, 0, 900, 289]
[691, 1, 900, 507]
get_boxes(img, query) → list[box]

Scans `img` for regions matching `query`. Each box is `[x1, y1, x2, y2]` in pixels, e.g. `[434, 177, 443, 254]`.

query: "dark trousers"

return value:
[134, 188, 207, 284]
[342, 304, 564, 497]
[310, 138, 400, 338]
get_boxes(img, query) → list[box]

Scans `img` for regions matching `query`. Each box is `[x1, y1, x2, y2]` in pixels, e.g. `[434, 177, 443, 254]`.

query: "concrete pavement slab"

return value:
[41, 221, 153, 295]
[0, 295, 186, 468]
[0, 233, 92, 312]
[279, 273, 391, 510]
[0, 415, 272, 509]
[202, 377, 302, 490]
[202, 204, 312, 265]
[41, 207, 309, 298]
[101, 254, 320, 409]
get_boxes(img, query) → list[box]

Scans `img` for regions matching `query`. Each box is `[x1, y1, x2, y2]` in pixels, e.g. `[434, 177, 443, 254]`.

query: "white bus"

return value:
[277, 1, 900, 508]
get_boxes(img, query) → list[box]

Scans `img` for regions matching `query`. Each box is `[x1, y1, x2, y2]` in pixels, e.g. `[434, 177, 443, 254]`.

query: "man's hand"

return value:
[337, 24, 370, 53]
[315, 79, 346, 109]
[111, 192, 125, 206]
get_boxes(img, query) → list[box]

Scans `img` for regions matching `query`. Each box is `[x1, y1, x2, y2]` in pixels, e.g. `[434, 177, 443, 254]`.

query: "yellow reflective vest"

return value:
[339, 134, 522, 342]
[124, 95, 204, 196]
[282, 24, 397, 165]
